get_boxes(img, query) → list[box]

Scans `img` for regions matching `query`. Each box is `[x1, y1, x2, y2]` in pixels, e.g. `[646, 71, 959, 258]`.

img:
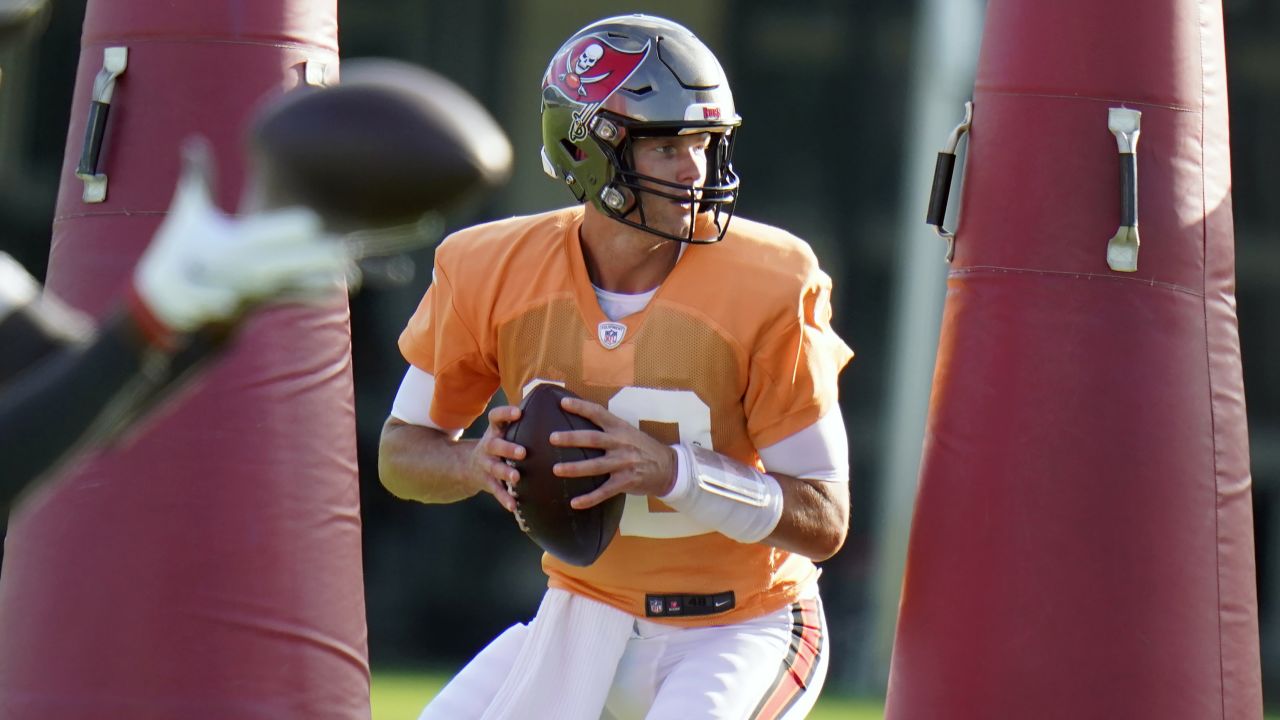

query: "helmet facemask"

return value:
[591, 114, 739, 244]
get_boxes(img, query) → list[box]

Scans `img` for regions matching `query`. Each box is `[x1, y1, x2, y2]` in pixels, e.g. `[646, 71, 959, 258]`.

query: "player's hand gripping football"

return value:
[550, 396, 678, 510]
[467, 404, 524, 513]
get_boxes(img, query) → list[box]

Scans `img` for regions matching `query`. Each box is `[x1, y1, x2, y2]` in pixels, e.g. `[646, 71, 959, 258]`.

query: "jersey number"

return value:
[522, 381, 713, 539]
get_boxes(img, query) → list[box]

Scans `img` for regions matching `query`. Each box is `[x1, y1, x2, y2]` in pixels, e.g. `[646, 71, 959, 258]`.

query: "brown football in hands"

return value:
[503, 384, 623, 567]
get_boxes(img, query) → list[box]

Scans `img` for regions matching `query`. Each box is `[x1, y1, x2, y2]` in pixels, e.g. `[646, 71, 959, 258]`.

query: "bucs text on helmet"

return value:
[540, 14, 741, 244]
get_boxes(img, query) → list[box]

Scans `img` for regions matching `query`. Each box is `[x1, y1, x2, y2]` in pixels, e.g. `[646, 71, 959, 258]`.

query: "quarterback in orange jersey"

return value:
[379, 14, 853, 720]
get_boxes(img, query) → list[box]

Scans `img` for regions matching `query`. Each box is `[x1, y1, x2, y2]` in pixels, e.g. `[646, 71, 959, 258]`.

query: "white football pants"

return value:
[417, 590, 829, 720]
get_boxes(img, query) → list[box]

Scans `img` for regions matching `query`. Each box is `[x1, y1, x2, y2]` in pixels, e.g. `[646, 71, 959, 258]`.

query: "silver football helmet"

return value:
[540, 15, 741, 243]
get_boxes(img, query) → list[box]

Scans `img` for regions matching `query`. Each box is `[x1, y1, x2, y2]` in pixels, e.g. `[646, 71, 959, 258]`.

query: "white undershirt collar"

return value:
[590, 244, 685, 322]
[593, 285, 656, 322]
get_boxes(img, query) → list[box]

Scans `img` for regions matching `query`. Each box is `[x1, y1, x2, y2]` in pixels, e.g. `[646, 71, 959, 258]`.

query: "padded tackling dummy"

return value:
[0, 2, 370, 719]
[885, 1, 1259, 718]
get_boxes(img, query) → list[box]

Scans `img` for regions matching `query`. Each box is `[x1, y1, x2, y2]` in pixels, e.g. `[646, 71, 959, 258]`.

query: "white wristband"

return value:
[660, 443, 784, 544]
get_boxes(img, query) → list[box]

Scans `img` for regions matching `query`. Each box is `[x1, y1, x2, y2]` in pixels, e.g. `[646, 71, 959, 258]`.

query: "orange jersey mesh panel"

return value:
[398, 206, 852, 626]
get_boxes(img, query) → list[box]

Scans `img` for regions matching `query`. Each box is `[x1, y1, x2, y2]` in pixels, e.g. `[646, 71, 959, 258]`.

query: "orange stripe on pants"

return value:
[751, 598, 823, 720]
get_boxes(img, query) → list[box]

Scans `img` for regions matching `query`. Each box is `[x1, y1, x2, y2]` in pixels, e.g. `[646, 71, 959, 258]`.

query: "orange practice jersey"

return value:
[399, 206, 853, 627]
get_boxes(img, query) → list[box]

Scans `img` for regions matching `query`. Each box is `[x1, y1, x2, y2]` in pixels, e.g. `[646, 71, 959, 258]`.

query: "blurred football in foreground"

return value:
[247, 58, 513, 232]
[503, 384, 622, 567]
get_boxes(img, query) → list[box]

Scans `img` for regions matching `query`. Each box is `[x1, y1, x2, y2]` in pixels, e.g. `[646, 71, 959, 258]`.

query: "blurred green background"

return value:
[2, 0, 1278, 713]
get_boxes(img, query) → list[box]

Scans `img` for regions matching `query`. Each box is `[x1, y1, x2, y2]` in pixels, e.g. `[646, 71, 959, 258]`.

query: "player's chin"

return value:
[653, 208, 694, 237]
[630, 200, 692, 238]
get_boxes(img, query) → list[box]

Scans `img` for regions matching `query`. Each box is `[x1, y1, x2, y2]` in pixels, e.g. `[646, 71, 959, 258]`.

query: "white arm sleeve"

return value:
[389, 366, 464, 440]
[757, 408, 850, 482]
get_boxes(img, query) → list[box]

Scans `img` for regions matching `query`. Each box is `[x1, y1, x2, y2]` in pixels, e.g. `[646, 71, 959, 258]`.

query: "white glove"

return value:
[133, 139, 349, 333]
[0, 251, 40, 321]
[0, 252, 93, 343]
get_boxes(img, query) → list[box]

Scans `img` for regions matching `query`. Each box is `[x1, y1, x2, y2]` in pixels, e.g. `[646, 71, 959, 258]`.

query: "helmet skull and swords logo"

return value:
[567, 44, 605, 96]
[545, 35, 651, 141]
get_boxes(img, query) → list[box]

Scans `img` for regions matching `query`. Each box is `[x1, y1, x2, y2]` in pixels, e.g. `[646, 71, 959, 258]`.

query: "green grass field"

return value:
[371, 669, 1278, 719]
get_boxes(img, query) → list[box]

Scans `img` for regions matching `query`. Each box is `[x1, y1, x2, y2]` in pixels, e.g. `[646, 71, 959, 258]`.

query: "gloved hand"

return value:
[0, 251, 39, 321]
[132, 139, 348, 334]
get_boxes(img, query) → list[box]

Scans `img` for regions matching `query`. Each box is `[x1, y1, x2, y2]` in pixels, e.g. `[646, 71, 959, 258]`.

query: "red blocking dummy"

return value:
[886, 1, 1259, 718]
[0, 3, 370, 719]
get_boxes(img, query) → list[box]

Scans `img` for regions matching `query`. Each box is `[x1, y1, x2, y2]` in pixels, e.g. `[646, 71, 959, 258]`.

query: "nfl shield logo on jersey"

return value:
[597, 321, 627, 350]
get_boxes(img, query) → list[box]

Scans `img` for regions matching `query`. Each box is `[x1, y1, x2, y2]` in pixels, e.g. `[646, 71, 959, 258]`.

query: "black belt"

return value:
[645, 591, 735, 618]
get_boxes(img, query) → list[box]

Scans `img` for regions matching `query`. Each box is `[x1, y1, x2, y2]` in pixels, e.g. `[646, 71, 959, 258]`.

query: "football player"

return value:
[380, 14, 852, 720]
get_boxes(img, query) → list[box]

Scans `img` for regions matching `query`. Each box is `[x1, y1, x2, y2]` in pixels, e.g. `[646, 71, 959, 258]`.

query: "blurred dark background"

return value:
[1, 0, 1277, 702]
